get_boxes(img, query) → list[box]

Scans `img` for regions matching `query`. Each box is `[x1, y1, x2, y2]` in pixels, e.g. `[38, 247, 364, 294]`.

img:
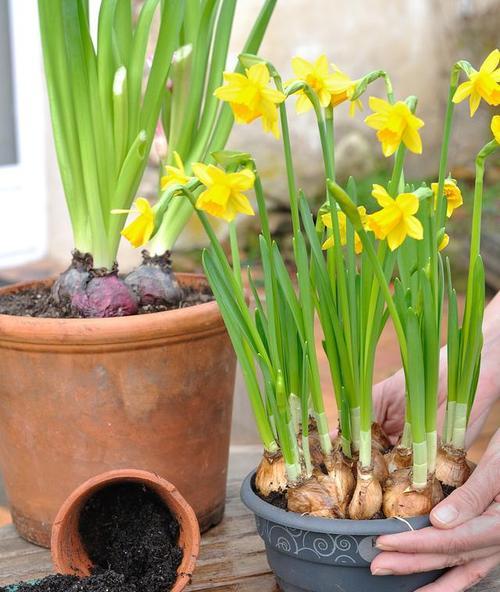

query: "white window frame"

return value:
[0, 0, 47, 269]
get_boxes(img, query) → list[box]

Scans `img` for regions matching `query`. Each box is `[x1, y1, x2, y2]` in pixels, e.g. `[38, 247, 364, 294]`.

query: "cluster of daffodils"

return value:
[123, 48, 499, 520]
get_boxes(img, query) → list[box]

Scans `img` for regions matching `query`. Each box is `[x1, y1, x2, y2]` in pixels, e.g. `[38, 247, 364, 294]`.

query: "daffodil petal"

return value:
[396, 193, 419, 216]
[291, 56, 313, 79]
[387, 225, 407, 251]
[371, 184, 394, 207]
[247, 63, 270, 86]
[192, 163, 214, 187]
[405, 215, 423, 241]
[232, 192, 255, 216]
[469, 90, 481, 116]
[453, 80, 473, 103]
[227, 169, 256, 192]
[402, 125, 423, 154]
[480, 49, 500, 74]
[368, 96, 391, 113]
[295, 93, 313, 113]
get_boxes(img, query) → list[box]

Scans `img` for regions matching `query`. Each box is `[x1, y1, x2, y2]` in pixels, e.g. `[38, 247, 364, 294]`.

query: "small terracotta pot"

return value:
[51, 469, 200, 592]
[0, 274, 236, 546]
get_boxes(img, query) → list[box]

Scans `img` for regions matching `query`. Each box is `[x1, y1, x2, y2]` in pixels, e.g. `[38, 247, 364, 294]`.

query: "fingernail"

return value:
[433, 504, 458, 525]
[372, 568, 394, 576]
[375, 540, 393, 551]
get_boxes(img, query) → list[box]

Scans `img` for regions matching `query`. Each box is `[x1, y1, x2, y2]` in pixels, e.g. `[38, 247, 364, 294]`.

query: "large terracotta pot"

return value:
[0, 274, 236, 547]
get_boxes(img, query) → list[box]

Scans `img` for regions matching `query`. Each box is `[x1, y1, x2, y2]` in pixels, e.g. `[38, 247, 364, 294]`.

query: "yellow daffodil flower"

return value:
[288, 55, 336, 113]
[364, 97, 424, 157]
[113, 198, 155, 248]
[453, 49, 500, 117]
[431, 178, 463, 218]
[214, 63, 286, 138]
[161, 152, 191, 190]
[192, 163, 255, 222]
[329, 65, 363, 116]
[439, 233, 450, 251]
[367, 184, 423, 251]
[492, 115, 500, 143]
[321, 206, 367, 253]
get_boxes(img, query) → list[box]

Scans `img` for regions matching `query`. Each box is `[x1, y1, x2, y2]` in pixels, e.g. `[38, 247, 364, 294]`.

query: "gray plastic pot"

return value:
[241, 471, 444, 592]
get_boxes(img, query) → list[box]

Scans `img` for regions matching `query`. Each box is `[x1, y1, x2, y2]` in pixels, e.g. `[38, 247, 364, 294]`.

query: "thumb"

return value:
[431, 429, 500, 529]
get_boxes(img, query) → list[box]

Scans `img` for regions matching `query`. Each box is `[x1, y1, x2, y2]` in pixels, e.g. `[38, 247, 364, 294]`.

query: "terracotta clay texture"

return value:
[51, 469, 200, 592]
[0, 274, 236, 547]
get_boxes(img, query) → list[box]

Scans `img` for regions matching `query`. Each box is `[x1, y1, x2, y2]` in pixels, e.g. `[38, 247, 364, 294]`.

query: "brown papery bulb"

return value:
[350, 448, 388, 483]
[255, 451, 288, 497]
[287, 477, 340, 518]
[385, 446, 413, 473]
[372, 422, 391, 453]
[383, 469, 444, 518]
[348, 465, 383, 520]
[299, 429, 325, 468]
[372, 448, 389, 484]
[435, 444, 472, 489]
[320, 452, 356, 517]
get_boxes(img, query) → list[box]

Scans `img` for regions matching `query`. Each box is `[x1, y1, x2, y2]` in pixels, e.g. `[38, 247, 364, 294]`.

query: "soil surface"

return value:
[252, 475, 287, 510]
[0, 283, 213, 318]
[0, 483, 183, 592]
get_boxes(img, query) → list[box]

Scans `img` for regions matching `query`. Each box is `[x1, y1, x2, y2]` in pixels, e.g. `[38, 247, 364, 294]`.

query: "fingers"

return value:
[373, 371, 406, 443]
[377, 512, 500, 554]
[431, 429, 500, 529]
[371, 546, 500, 576]
[414, 551, 500, 592]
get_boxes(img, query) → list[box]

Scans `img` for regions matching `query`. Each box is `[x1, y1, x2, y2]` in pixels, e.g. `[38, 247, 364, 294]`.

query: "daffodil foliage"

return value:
[125, 48, 498, 489]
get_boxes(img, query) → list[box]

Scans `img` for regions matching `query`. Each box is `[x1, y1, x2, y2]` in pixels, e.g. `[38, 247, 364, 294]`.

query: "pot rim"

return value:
[51, 468, 201, 592]
[0, 273, 224, 345]
[241, 470, 431, 535]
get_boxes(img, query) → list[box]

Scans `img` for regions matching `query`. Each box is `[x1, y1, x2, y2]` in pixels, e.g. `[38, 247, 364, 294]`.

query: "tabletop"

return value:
[0, 479, 498, 591]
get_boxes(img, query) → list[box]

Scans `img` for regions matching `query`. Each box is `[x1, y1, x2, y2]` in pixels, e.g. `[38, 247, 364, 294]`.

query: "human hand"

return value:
[371, 429, 500, 591]
[372, 367, 407, 445]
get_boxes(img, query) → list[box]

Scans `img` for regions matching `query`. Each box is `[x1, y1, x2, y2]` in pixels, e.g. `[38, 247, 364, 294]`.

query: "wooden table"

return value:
[0, 479, 498, 591]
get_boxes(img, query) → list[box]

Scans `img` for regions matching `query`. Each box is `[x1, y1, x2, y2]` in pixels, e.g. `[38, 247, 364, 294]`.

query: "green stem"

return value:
[435, 66, 460, 228]
[229, 221, 242, 288]
[461, 141, 497, 363]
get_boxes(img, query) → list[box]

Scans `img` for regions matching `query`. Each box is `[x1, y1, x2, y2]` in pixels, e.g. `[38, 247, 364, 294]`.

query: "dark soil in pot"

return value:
[0, 483, 183, 592]
[0, 283, 213, 318]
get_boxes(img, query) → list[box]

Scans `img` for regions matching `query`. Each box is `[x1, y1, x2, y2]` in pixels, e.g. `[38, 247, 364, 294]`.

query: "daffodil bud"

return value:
[211, 150, 252, 168]
[456, 59, 474, 77]
[351, 69, 385, 100]
[238, 52, 279, 78]
[285, 80, 307, 97]
[405, 95, 418, 113]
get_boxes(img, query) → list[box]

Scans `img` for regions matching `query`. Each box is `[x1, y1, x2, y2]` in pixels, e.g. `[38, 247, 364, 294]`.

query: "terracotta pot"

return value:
[51, 469, 200, 592]
[0, 274, 236, 547]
